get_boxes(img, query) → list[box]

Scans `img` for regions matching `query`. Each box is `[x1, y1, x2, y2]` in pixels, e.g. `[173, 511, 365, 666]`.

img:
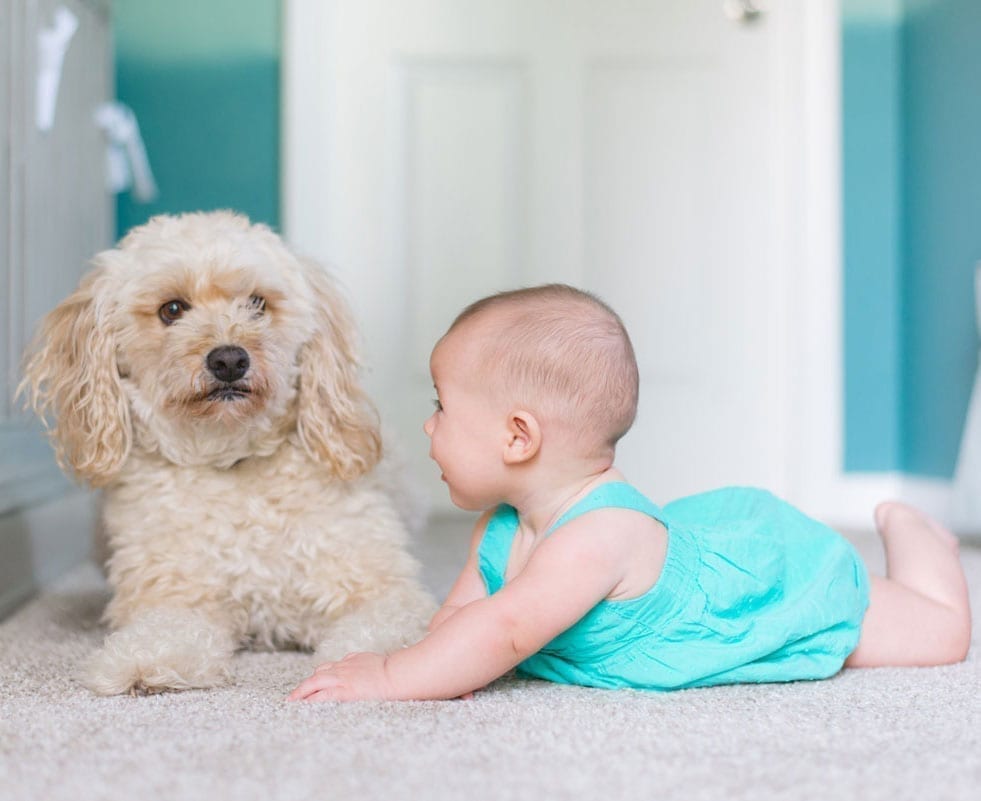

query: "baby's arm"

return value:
[289, 514, 628, 701]
[428, 512, 491, 632]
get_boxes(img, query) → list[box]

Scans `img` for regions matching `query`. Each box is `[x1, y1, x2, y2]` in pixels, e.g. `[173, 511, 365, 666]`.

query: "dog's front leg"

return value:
[312, 581, 437, 663]
[82, 606, 237, 696]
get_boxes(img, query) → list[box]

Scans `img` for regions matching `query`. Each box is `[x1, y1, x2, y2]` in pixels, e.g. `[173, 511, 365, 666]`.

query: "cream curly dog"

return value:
[21, 210, 436, 695]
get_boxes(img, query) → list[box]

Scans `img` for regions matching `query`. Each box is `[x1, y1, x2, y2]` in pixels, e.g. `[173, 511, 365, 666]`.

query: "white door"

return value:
[285, 0, 818, 513]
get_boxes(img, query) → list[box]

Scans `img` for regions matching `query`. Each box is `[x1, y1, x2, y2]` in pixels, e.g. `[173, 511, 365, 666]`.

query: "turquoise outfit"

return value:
[477, 482, 870, 691]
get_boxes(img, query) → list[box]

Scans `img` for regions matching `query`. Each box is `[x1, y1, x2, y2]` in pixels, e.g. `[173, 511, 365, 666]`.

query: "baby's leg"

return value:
[846, 502, 971, 668]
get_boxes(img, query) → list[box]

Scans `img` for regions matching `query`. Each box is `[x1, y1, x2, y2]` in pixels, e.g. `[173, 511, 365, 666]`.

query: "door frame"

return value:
[280, 0, 855, 523]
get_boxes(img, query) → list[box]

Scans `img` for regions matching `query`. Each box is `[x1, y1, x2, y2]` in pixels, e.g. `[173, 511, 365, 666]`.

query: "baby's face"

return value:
[424, 328, 508, 511]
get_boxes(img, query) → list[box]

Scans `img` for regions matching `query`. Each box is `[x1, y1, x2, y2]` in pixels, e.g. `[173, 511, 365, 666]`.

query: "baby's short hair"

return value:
[448, 284, 639, 449]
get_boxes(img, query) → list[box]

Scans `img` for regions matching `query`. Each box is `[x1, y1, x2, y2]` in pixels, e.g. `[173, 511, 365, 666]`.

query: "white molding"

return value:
[807, 472, 900, 530]
[0, 489, 98, 620]
[809, 471, 954, 534]
[280, 0, 333, 255]
[900, 476, 955, 524]
[780, 0, 853, 521]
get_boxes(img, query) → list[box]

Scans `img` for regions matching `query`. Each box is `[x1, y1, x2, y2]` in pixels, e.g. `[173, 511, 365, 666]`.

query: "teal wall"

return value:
[842, 1, 905, 472]
[113, 0, 281, 238]
[901, 0, 981, 476]
[843, 0, 981, 478]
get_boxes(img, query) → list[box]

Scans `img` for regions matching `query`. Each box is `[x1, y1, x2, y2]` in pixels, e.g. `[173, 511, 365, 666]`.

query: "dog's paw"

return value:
[81, 607, 236, 696]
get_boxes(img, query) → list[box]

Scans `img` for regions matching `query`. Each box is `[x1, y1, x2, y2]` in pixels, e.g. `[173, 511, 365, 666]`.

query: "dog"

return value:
[20, 210, 437, 695]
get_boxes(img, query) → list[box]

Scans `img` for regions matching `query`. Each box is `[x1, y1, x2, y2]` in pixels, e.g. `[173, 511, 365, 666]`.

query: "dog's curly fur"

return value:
[19, 211, 436, 696]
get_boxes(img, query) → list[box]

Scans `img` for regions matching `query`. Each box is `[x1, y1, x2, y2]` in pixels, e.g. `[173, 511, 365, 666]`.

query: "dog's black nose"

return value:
[206, 346, 250, 383]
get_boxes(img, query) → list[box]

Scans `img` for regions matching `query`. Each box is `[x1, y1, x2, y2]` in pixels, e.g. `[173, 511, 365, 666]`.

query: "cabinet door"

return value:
[0, 0, 111, 617]
[0, 0, 112, 514]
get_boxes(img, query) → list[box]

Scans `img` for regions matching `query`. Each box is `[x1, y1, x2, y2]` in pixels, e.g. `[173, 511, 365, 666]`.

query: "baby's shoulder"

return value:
[549, 507, 668, 599]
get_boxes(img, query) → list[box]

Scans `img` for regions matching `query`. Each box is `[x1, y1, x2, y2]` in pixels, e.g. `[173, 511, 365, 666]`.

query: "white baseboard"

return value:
[805, 472, 953, 532]
[897, 476, 956, 524]
[0, 490, 98, 619]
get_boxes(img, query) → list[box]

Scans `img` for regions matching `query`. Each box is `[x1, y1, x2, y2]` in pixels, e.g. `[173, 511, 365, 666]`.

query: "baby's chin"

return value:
[443, 483, 489, 513]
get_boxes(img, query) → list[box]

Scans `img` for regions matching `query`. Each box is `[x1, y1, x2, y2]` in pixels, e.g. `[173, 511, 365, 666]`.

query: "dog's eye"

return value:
[248, 295, 267, 316]
[159, 300, 190, 325]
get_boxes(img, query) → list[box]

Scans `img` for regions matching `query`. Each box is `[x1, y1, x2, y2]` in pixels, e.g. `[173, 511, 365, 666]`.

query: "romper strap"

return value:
[549, 482, 663, 534]
[477, 505, 519, 595]
[477, 484, 663, 596]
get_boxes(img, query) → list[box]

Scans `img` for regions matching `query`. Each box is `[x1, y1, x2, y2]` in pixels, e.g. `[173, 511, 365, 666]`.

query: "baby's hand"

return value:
[287, 652, 394, 702]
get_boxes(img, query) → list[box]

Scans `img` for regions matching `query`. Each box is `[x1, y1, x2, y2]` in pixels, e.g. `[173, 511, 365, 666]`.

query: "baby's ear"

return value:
[18, 264, 131, 487]
[503, 409, 541, 464]
[294, 260, 381, 479]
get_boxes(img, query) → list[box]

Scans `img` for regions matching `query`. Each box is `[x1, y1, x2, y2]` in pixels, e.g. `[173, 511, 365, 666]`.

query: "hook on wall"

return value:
[723, 0, 765, 25]
[36, 6, 79, 132]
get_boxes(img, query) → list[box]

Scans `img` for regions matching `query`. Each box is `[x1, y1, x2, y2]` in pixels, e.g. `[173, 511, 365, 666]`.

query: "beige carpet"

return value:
[1, 518, 979, 801]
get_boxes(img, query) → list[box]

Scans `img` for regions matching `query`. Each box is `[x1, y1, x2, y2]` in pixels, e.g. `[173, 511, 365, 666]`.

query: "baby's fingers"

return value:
[312, 653, 359, 674]
[287, 672, 340, 701]
[306, 688, 345, 702]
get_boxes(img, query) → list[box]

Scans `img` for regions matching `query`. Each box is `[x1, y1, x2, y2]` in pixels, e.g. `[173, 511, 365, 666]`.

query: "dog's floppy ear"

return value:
[18, 264, 131, 487]
[295, 261, 381, 479]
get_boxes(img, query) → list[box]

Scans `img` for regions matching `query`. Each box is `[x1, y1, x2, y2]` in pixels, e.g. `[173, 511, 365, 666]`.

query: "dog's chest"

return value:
[106, 449, 367, 601]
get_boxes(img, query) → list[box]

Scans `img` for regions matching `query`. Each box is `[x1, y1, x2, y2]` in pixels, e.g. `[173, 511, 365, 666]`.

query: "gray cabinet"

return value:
[0, 0, 112, 616]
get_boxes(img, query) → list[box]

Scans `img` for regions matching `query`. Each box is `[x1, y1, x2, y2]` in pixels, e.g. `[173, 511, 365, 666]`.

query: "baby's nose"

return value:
[423, 414, 435, 437]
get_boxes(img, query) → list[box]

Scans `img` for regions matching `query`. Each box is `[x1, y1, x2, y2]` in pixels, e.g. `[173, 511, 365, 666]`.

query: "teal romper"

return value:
[477, 482, 870, 691]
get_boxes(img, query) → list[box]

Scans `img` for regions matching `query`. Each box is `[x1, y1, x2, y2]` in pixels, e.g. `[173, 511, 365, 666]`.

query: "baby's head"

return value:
[438, 284, 638, 459]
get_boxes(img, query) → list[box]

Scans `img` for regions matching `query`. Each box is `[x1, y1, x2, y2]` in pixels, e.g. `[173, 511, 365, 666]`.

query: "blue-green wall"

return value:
[843, 0, 980, 478]
[842, 1, 905, 472]
[113, 0, 281, 237]
[900, 0, 981, 477]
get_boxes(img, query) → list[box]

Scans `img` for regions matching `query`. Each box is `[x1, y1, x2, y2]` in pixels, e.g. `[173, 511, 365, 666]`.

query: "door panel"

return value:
[286, 0, 792, 510]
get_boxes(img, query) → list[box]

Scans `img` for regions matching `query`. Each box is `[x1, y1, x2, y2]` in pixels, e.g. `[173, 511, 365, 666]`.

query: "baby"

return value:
[289, 284, 972, 701]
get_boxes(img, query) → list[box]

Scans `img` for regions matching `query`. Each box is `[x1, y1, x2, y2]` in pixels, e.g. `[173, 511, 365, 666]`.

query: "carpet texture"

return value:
[1, 520, 979, 801]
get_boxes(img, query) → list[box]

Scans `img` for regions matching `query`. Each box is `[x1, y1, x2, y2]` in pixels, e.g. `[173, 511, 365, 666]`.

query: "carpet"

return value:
[1, 518, 978, 801]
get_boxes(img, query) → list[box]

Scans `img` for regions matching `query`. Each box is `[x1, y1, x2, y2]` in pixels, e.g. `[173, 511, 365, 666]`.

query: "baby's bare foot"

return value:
[874, 501, 960, 552]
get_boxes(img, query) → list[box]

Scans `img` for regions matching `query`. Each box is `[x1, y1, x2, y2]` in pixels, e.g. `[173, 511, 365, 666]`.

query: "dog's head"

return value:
[19, 211, 380, 486]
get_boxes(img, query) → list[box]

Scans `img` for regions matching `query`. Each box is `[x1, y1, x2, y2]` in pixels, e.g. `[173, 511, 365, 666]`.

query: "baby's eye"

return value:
[248, 294, 266, 316]
[432, 398, 443, 412]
